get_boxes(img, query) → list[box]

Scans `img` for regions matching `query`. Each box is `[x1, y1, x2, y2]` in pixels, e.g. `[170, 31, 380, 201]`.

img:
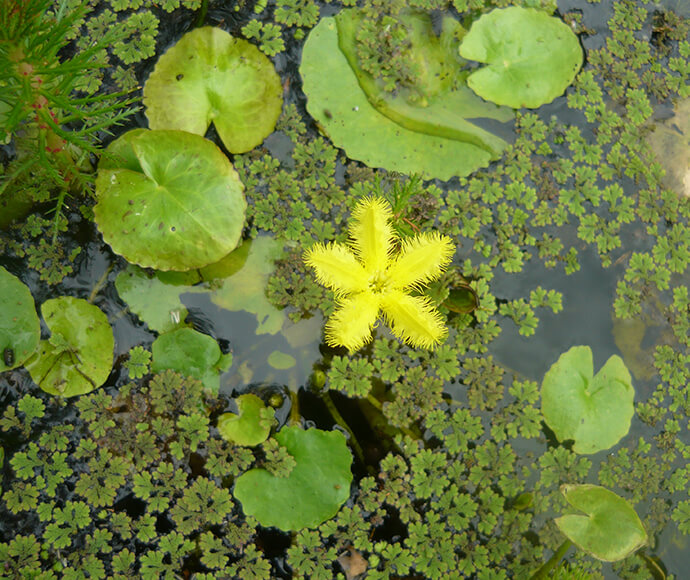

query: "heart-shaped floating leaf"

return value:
[26, 297, 114, 397]
[143, 26, 283, 154]
[556, 484, 647, 562]
[300, 14, 513, 181]
[151, 327, 233, 393]
[218, 393, 273, 446]
[0, 267, 40, 371]
[541, 345, 634, 454]
[208, 236, 286, 335]
[95, 129, 246, 271]
[459, 7, 583, 108]
[234, 426, 353, 531]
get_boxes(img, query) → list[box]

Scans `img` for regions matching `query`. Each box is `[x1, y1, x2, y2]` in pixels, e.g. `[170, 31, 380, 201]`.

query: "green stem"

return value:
[529, 540, 573, 580]
[321, 390, 369, 470]
[195, 0, 208, 27]
[365, 393, 418, 440]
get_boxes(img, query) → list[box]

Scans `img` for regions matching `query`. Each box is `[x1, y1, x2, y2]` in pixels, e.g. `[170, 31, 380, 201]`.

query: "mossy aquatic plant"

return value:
[0, 0, 689, 577]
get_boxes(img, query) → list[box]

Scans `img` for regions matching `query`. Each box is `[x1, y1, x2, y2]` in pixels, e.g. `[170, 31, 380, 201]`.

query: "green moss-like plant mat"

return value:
[556, 484, 648, 562]
[95, 129, 246, 271]
[143, 26, 283, 153]
[25, 297, 114, 397]
[459, 7, 583, 108]
[300, 13, 513, 180]
[234, 426, 353, 531]
[541, 346, 635, 454]
[0, 267, 40, 372]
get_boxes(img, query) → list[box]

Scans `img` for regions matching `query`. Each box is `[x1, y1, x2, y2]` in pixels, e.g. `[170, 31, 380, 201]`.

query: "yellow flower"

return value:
[304, 196, 455, 351]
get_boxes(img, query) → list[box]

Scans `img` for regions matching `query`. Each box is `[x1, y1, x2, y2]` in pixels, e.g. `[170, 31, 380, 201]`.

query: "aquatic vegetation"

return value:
[95, 129, 247, 270]
[234, 426, 353, 531]
[541, 346, 635, 454]
[555, 484, 647, 562]
[26, 297, 114, 397]
[143, 27, 283, 154]
[0, 267, 40, 371]
[0, 0, 137, 230]
[217, 393, 274, 446]
[0, 0, 689, 576]
[459, 7, 583, 108]
[305, 196, 454, 351]
[300, 11, 514, 180]
[151, 327, 233, 393]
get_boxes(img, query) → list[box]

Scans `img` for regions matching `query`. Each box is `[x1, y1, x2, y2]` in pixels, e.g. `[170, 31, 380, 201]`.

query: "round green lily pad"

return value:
[459, 7, 583, 108]
[26, 297, 114, 397]
[151, 327, 233, 393]
[0, 267, 40, 371]
[218, 394, 273, 446]
[143, 26, 283, 154]
[541, 346, 635, 454]
[300, 16, 512, 181]
[556, 484, 647, 562]
[95, 129, 246, 271]
[234, 426, 353, 531]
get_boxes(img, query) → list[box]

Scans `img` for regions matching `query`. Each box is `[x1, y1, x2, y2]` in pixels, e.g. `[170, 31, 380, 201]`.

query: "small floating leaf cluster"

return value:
[0, 0, 688, 577]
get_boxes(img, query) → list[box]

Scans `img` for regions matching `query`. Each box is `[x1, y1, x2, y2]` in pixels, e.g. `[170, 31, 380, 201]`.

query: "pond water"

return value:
[0, 0, 688, 578]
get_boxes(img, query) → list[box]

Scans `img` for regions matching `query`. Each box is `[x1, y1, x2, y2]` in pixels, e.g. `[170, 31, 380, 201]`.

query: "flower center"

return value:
[368, 271, 391, 294]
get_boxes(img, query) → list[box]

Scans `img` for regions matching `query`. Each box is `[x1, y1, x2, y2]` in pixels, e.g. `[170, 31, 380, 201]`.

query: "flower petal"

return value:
[381, 290, 448, 349]
[304, 242, 369, 294]
[386, 232, 455, 289]
[325, 294, 381, 351]
[349, 197, 395, 272]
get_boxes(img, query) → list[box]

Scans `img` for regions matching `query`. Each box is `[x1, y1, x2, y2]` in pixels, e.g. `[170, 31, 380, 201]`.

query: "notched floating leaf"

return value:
[208, 237, 286, 335]
[300, 13, 513, 180]
[26, 297, 114, 397]
[0, 267, 40, 371]
[234, 426, 353, 531]
[217, 393, 273, 446]
[541, 345, 634, 454]
[95, 129, 246, 271]
[556, 484, 647, 561]
[459, 7, 583, 108]
[143, 26, 283, 153]
[151, 327, 233, 393]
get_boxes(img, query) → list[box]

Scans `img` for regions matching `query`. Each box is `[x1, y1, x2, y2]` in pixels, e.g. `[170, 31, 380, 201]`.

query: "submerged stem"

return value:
[529, 540, 573, 580]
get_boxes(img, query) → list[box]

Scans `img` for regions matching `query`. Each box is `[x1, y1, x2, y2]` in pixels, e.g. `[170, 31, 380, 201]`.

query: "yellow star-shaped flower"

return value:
[304, 197, 455, 351]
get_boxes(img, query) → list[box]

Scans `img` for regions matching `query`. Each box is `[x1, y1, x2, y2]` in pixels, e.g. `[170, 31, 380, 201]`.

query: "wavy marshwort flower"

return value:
[304, 197, 455, 351]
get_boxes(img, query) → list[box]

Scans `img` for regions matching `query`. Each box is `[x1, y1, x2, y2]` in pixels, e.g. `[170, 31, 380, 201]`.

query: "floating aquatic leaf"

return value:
[443, 284, 479, 314]
[459, 7, 583, 108]
[556, 484, 647, 562]
[300, 13, 513, 180]
[26, 297, 114, 397]
[115, 265, 201, 333]
[0, 267, 40, 371]
[151, 327, 232, 393]
[267, 350, 296, 370]
[95, 129, 246, 271]
[234, 426, 352, 531]
[209, 237, 286, 335]
[143, 26, 283, 153]
[541, 346, 634, 454]
[217, 394, 273, 446]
